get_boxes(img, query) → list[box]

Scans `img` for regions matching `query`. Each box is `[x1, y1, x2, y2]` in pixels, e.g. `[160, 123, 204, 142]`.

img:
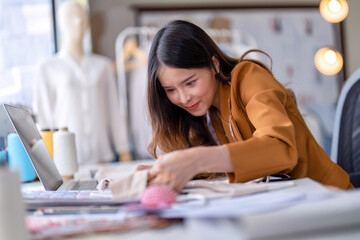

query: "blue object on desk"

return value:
[0, 136, 4, 150]
[7, 133, 36, 182]
[0, 150, 7, 164]
[0, 136, 6, 164]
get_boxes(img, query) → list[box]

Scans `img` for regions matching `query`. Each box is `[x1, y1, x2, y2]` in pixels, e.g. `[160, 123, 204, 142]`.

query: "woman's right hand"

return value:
[135, 165, 154, 183]
[135, 164, 152, 171]
[139, 145, 232, 192]
[147, 148, 203, 192]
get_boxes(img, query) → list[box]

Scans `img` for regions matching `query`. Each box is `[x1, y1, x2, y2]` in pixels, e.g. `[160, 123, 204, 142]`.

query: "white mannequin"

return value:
[33, 1, 131, 164]
[57, 1, 87, 65]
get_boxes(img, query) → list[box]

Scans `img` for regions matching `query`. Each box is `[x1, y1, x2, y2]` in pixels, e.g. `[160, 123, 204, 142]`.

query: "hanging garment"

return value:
[128, 65, 152, 159]
[33, 50, 130, 164]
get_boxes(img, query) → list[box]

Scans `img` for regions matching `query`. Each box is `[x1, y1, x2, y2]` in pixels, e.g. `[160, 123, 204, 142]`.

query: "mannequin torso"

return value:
[33, 2, 131, 164]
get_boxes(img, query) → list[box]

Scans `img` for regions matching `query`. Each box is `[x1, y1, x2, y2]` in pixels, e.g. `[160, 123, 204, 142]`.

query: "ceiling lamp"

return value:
[319, 0, 349, 23]
[314, 47, 343, 75]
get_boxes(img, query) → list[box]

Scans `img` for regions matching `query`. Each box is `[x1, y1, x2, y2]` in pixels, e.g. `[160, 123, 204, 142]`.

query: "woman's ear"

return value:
[212, 56, 220, 73]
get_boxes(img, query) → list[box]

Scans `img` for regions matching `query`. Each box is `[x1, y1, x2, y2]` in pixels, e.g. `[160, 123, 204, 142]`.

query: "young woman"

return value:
[143, 20, 352, 191]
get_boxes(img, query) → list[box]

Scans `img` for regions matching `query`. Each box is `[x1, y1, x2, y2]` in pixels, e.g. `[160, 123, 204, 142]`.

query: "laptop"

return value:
[2, 104, 122, 207]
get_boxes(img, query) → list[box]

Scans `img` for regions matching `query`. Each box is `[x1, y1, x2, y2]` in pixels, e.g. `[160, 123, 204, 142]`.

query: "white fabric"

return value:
[95, 165, 148, 202]
[33, 50, 129, 164]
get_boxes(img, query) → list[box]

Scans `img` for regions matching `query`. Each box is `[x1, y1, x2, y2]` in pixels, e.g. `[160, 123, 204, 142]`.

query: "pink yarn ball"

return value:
[141, 185, 177, 208]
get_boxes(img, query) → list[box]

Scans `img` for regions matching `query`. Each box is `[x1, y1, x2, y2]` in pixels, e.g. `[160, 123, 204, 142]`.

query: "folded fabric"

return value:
[95, 165, 138, 180]
[178, 179, 268, 203]
[94, 166, 282, 204]
[95, 166, 148, 202]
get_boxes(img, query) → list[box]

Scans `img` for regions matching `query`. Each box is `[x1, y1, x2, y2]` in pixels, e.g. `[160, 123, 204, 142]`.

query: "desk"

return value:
[63, 178, 360, 240]
[24, 163, 360, 240]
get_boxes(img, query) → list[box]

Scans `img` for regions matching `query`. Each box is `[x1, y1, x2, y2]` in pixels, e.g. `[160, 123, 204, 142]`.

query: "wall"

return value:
[89, 0, 360, 78]
[343, 0, 360, 78]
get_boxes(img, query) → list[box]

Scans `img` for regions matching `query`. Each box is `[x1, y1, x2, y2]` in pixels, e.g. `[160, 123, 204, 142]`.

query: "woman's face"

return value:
[157, 63, 219, 117]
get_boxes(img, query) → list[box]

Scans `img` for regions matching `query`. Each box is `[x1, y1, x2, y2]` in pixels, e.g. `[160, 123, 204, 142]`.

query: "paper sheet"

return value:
[161, 191, 306, 219]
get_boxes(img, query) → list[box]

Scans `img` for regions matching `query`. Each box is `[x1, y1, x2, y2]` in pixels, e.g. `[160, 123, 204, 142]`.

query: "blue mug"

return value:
[7, 133, 36, 182]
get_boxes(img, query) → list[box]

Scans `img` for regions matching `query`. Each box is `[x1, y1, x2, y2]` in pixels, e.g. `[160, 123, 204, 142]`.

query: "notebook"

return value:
[2, 104, 121, 207]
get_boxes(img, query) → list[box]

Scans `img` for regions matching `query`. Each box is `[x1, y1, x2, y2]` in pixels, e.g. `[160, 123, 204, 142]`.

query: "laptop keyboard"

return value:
[70, 180, 98, 191]
[22, 190, 113, 200]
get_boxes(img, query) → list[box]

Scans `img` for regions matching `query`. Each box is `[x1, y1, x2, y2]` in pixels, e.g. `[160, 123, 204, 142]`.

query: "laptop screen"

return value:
[3, 104, 63, 190]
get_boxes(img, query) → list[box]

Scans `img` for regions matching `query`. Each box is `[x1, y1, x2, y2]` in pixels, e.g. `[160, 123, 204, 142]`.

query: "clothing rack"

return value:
[115, 26, 158, 159]
[115, 26, 158, 125]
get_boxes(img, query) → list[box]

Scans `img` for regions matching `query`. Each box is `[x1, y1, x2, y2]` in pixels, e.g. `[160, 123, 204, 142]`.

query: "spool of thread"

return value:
[40, 129, 54, 158]
[53, 127, 78, 180]
[7, 133, 36, 182]
[0, 168, 29, 240]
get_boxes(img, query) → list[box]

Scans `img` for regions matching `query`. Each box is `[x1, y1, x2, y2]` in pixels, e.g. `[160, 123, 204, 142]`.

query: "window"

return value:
[0, 0, 55, 109]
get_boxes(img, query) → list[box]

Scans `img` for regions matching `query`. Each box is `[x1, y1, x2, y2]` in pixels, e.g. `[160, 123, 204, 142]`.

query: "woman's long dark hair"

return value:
[147, 20, 270, 158]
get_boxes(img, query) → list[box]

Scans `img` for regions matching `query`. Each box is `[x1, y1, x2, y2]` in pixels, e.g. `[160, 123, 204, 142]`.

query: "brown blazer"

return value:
[210, 61, 352, 189]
